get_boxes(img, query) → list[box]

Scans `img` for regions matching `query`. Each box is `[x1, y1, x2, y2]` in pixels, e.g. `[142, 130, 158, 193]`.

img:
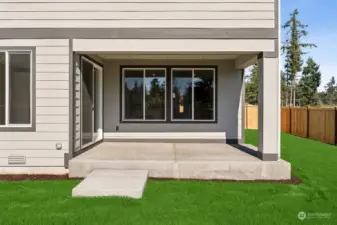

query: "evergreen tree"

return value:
[281, 71, 290, 106]
[282, 9, 316, 106]
[317, 91, 326, 105]
[324, 77, 337, 105]
[296, 58, 321, 106]
[245, 64, 258, 105]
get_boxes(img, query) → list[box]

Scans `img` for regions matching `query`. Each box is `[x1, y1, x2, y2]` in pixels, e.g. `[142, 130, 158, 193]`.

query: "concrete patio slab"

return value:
[69, 143, 291, 180]
[77, 142, 174, 161]
[72, 169, 148, 199]
[174, 143, 259, 161]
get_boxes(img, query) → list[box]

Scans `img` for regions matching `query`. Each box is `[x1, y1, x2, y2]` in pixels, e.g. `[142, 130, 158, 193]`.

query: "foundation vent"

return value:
[8, 155, 26, 165]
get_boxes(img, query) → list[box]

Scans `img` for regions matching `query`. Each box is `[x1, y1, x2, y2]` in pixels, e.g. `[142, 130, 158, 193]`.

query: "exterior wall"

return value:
[0, 39, 69, 167]
[74, 55, 81, 152]
[103, 59, 243, 139]
[1, 0, 276, 28]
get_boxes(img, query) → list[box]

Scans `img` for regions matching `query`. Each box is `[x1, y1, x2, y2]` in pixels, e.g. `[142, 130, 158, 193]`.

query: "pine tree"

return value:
[324, 77, 337, 105]
[281, 71, 290, 106]
[245, 64, 258, 105]
[296, 58, 321, 106]
[282, 9, 316, 106]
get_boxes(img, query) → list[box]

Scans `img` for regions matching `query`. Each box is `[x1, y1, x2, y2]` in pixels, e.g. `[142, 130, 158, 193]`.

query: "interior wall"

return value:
[103, 59, 242, 139]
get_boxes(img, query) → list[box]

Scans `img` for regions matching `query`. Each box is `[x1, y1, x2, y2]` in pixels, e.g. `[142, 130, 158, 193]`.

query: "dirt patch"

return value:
[151, 175, 303, 184]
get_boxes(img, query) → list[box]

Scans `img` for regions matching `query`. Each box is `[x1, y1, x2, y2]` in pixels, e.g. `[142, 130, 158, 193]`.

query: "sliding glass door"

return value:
[81, 59, 94, 146]
[81, 57, 103, 148]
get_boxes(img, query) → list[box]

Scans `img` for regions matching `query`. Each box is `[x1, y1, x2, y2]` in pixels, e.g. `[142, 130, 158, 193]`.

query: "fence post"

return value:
[306, 106, 310, 138]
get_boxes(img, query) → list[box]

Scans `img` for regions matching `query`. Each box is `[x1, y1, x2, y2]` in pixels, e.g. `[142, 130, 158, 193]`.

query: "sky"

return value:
[280, 0, 337, 90]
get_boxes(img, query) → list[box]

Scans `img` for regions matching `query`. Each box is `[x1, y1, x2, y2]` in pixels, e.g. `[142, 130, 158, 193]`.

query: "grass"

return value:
[0, 130, 336, 225]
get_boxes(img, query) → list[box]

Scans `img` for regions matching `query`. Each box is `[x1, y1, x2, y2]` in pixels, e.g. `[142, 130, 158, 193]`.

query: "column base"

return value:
[257, 151, 279, 161]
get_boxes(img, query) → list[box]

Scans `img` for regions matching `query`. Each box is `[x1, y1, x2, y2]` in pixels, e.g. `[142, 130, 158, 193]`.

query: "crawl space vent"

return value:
[8, 155, 26, 165]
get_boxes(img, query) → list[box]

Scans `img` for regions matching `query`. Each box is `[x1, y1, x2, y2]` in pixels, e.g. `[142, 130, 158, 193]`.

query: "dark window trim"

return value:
[121, 67, 167, 122]
[0, 47, 36, 132]
[119, 65, 218, 124]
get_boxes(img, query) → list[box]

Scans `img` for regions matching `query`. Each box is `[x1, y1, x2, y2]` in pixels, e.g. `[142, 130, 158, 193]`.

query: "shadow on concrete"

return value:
[229, 144, 259, 158]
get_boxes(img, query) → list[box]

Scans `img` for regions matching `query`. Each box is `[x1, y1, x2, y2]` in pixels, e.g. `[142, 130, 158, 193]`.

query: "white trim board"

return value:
[104, 132, 226, 140]
[73, 39, 274, 53]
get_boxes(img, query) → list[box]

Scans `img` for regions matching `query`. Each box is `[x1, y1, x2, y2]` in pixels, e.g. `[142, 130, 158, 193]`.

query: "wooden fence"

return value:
[245, 105, 337, 145]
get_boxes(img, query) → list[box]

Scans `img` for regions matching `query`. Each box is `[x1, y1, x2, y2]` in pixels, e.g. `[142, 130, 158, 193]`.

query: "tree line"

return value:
[245, 9, 335, 107]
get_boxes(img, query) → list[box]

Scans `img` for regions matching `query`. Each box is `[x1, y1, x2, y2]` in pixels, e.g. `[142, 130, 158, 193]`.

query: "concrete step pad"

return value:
[72, 169, 148, 199]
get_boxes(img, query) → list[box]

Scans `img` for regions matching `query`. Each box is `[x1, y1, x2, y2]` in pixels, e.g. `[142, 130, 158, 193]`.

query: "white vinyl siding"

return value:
[0, 0, 276, 28]
[0, 39, 69, 167]
[74, 55, 81, 152]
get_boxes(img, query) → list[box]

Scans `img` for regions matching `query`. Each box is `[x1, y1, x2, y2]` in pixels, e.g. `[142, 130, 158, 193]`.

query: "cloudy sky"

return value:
[281, 0, 337, 90]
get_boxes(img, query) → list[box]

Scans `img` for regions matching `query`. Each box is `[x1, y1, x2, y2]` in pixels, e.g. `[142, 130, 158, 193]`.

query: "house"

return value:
[0, 0, 289, 180]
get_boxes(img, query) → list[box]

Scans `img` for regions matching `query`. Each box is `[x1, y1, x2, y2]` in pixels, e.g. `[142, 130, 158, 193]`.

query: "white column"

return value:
[258, 56, 280, 161]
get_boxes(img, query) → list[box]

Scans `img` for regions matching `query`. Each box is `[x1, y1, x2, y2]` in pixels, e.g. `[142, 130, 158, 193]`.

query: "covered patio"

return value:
[69, 38, 287, 182]
[69, 142, 290, 180]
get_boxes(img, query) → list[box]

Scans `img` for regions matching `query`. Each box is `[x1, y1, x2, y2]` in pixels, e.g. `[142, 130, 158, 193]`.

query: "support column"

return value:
[257, 54, 280, 161]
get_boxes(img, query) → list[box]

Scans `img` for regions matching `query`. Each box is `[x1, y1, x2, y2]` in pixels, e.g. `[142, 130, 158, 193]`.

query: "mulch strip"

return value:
[0, 174, 80, 181]
[0, 174, 303, 184]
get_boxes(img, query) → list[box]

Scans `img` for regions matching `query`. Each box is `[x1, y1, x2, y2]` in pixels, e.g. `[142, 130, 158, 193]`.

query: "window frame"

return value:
[0, 48, 34, 131]
[120, 66, 217, 124]
[121, 67, 167, 122]
[171, 68, 216, 122]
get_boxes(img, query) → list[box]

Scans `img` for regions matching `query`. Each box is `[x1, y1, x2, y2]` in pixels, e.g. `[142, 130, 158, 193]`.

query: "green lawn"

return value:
[0, 130, 336, 225]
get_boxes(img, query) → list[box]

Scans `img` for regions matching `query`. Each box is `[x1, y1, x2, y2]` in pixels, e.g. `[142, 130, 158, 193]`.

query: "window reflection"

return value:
[145, 70, 166, 120]
[172, 69, 215, 121]
[194, 70, 214, 120]
[124, 70, 144, 119]
[172, 70, 193, 119]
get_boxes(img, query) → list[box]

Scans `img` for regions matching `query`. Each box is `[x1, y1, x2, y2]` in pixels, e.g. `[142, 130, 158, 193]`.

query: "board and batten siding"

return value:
[0, 0, 276, 28]
[0, 39, 69, 167]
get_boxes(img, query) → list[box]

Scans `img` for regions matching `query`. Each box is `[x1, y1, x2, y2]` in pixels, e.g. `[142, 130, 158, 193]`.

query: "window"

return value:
[172, 68, 215, 121]
[122, 68, 166, 121]
[0, 50, 32, 127]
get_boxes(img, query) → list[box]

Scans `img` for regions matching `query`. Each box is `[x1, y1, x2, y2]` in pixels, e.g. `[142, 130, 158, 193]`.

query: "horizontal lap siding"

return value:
[74, 55, 81, 152]
[0, 39, 69, 167]
[0, 0, 275, 28]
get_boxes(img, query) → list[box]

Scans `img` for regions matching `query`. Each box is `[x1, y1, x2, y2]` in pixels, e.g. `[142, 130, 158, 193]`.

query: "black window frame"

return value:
[120, 65, 217, 124]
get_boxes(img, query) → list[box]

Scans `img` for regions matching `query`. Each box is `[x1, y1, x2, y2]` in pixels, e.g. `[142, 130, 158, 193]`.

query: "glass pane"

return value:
[172, 70, 192, 120]
[82, 60, 93, 146]
[9, 53, 31, 124]
[145, 69, 166, 120]
[194, 70, 214, 120]
[124, 70, 144, 120]
[0, 53, 5, 125]
[94, 67, 100, 132]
